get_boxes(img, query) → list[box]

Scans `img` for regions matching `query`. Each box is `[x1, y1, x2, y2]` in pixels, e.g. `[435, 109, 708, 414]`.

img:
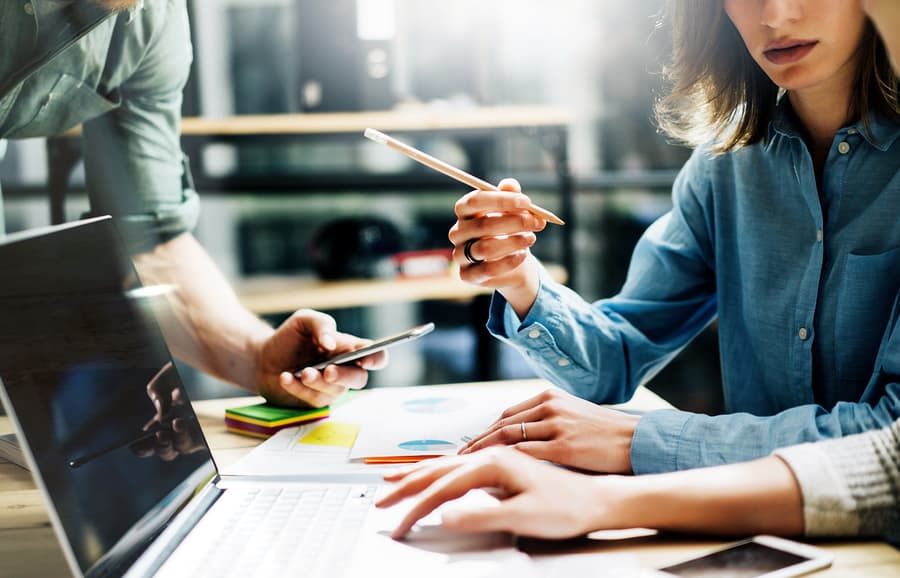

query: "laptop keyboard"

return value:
[155, 484, 378, 578]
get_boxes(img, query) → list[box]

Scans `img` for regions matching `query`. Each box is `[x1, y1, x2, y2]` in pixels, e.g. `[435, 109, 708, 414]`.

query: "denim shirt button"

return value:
[798, 327, 809, 341]
[527, 329, 541, 339]
[23, 2, 34, 15]
[557, 358, 570, 367]
[837, 141, 851, 155]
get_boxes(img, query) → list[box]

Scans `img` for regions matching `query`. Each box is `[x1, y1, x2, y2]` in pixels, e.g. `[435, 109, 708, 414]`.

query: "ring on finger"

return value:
[463, 239, 483, 265]
[520, 421, 528, 442]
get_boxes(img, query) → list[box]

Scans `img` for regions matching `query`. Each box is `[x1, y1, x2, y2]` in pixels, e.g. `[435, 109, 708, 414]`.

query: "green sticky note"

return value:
[298, 422, 360, 448]
[226, 403, 327, 424]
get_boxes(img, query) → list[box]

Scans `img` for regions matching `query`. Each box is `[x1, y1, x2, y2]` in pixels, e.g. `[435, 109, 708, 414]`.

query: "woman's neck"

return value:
[786, 57, 858, 189]
[788, 78, 854, 148]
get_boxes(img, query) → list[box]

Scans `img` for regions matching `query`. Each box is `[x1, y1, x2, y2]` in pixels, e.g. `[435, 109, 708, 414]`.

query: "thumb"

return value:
[289, 309, 338, 350]
[497, 178, 522, 193]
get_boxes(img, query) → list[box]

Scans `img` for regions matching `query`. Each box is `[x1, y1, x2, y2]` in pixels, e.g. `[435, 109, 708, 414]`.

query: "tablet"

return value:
[649, 535, 832, 578]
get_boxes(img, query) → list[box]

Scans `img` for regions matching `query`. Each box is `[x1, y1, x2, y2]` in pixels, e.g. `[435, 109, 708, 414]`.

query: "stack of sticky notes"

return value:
[225, 402, 330, 439]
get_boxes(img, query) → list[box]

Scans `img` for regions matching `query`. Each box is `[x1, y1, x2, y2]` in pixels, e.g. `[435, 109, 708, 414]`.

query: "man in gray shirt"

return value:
[0, 0, 387, 407]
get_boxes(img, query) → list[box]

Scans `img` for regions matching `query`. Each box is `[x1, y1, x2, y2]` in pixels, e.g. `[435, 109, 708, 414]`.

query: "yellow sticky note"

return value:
[298, 422, 360, 448]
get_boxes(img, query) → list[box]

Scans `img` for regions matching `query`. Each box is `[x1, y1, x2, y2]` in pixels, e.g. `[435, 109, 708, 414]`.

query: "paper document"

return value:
[224, 382, 548, 476]
[347, 383, 546, 462]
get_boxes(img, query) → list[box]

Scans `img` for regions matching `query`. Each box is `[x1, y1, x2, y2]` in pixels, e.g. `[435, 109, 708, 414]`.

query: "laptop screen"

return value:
[0, 218, 216, 577]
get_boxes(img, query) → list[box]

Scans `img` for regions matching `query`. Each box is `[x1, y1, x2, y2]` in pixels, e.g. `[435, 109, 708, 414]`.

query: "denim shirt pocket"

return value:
[3, 74, 120, 139]
[835, 245, 900, 385]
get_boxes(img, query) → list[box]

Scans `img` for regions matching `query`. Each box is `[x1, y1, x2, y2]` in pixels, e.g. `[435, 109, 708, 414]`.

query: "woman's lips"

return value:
[764, 40, 818, 65]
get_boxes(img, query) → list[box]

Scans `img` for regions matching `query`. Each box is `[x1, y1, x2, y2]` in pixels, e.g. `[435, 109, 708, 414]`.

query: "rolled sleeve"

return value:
[82, 0, 196, 252]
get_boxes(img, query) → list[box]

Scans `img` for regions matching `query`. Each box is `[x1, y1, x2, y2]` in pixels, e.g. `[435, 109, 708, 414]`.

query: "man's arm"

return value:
[131, 232, 271, 391]
[79, 1, 385, 406]
[132, 233, 385, 407]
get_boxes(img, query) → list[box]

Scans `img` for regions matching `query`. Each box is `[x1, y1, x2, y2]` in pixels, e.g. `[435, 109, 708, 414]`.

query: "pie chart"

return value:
[397, 439, 456, 452]
[401, 397, 466, 413]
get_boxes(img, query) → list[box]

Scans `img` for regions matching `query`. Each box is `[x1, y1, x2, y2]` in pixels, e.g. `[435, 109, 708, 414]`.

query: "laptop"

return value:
[0, 217, 521, 578]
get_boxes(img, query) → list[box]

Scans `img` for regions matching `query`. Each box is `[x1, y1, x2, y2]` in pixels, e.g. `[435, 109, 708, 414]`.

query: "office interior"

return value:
[0, 0, 722, 414]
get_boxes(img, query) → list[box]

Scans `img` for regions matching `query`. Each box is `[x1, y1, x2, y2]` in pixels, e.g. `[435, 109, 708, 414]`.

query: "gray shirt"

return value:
[0, 0, 198, 248]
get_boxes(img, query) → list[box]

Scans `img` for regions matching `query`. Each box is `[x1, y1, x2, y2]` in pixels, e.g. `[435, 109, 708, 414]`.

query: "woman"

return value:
[377, 0, 900, 546]
[446, 0, 900, 477]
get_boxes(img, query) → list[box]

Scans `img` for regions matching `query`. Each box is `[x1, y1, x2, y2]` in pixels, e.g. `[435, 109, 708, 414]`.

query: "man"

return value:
[0, 0, 386, 407]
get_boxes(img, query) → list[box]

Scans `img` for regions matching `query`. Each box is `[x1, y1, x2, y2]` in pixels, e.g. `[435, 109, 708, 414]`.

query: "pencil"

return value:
[364, 128, 565, 226]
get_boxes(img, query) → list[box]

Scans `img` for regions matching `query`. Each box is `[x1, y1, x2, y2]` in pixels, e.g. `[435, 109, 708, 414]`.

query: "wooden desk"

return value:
[2, 379, 898, 577]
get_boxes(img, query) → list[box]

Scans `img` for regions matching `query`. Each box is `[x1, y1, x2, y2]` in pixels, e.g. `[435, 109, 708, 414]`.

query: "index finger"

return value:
[390, 461, 501, 539]
[454, 190, 532, 219]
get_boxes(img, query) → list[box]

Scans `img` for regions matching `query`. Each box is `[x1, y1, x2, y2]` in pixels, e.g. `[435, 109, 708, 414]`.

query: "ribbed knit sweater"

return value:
[774, 419, 900, 546]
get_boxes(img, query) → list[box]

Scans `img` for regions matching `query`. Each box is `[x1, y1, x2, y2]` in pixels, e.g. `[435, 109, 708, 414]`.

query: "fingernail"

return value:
[515, 195, 530, 208]
[321, 334, 337, 350]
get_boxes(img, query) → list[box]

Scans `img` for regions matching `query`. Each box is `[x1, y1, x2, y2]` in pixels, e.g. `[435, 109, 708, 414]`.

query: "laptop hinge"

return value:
[122, 482, 224, 578]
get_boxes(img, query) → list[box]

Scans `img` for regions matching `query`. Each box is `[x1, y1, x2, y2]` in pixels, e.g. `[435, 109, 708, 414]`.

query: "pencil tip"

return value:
[364, 128, 387, 144]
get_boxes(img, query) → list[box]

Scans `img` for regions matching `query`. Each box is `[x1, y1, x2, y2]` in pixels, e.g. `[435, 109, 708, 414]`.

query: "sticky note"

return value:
[298, 422, 360, 448]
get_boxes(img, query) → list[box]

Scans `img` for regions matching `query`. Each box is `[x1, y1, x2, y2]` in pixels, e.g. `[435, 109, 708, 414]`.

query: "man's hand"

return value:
[255, 309, 388, 408]
[458, 388, 640, 474]
[133, 362, 205, 461]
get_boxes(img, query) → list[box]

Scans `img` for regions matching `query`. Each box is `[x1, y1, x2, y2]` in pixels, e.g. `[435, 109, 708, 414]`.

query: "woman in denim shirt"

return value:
[377, 0, 900, 548]
[447, 0, 900, 476]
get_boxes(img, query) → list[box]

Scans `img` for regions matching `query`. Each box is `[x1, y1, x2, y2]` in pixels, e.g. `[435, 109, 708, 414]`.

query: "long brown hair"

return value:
[655, 0, 900, 152]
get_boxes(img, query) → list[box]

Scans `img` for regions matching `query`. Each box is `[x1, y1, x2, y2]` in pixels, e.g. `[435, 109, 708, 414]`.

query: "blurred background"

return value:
[0, 0, 723, 414]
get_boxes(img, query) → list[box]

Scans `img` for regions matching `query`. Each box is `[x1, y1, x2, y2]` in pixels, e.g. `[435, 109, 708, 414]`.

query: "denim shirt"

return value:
[488, 101, 900, 474]
[0, 0, 198, 249]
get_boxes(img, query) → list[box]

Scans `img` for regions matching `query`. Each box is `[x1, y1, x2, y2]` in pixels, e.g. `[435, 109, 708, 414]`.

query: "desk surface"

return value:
[1, 379, 897, 577]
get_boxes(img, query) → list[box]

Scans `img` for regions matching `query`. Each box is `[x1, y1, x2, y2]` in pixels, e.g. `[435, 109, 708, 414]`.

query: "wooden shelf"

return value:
[234, 264, 568, 315]
[179, 106, 573, 136]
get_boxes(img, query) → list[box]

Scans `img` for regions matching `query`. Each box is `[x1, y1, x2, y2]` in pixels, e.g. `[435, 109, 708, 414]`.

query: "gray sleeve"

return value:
[82, 0, 198, 254]
[774, 419, 900, 545]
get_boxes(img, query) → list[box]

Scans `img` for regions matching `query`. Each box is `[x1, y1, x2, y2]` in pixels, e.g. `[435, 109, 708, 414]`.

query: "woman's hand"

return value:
[255, 309, 388, 408]
[448, 178, 546, 318]
[459, 388, 640, 474]
[377, 447, 629, 539]
[377, 448, 806, 540]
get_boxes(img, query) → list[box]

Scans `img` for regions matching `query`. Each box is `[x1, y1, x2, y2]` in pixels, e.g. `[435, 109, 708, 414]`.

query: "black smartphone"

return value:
[295, 322, 435, 374]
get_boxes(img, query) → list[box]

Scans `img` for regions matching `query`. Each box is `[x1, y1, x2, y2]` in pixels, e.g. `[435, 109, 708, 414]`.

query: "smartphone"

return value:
[296, 322, 435, 373]
[648, 535, 833, 578]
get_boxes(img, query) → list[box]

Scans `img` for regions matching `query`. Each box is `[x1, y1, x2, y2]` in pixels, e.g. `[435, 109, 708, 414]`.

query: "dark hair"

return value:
[655, 1, 900, 152]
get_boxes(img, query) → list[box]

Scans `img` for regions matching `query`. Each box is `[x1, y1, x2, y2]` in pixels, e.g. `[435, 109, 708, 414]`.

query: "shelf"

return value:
[234, 263, 568, 315]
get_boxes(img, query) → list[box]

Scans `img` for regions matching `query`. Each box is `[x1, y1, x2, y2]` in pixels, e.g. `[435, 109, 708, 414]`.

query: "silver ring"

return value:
[520, 421, 528, 442]
[463, 239, 483, 265]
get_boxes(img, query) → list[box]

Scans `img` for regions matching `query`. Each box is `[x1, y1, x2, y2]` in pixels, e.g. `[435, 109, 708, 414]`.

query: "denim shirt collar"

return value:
[767, 95, 900, 152]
